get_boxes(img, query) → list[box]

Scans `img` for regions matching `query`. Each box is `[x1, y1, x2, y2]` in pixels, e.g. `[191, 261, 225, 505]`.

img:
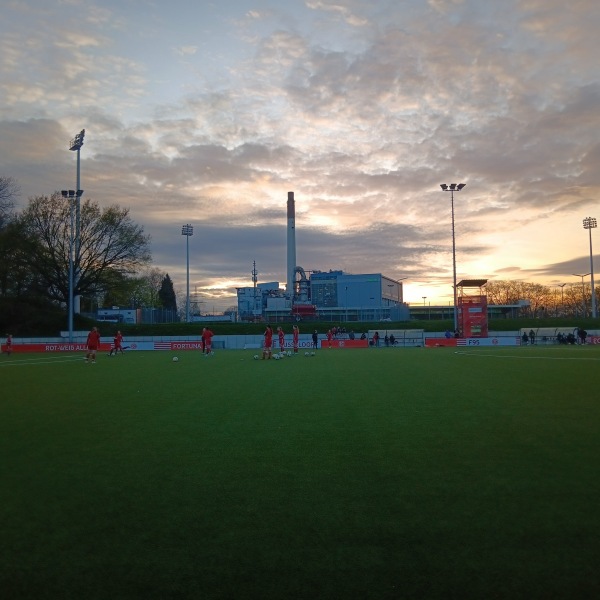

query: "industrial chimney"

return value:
[286, 191, 296, 299]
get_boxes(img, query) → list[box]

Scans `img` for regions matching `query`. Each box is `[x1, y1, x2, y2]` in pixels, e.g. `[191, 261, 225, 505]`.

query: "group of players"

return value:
[261, 325, 300, 359]
[82, 327, 127, 363]
[82, 324, 311, 363]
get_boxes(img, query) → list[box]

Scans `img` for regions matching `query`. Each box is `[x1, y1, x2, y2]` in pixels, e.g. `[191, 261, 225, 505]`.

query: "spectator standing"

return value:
[312, 330, 318, 349]
[373, 331, 380, 347]
[521, 331, 529, 346]
[529, 330, 536, 345]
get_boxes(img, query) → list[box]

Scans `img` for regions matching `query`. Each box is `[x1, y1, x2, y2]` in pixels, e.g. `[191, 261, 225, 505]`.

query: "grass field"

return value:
[1, 346, 599, 599]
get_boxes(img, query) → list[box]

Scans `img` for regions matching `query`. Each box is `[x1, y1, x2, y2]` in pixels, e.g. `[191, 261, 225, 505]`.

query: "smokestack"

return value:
[287, 191, 296, 298]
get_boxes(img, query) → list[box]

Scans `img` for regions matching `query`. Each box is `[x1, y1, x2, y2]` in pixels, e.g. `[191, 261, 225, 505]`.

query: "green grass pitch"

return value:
[1, 346, 599, 599]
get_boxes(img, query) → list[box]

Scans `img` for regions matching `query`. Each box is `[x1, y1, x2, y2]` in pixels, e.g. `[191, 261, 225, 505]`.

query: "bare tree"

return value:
[20, 193, 151, 307]
[0, 176, 19, 226]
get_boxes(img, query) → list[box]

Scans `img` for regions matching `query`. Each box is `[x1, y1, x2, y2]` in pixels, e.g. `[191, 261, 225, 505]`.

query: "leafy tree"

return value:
[158, 274, 177, 310]
[20, 193, 151, 309]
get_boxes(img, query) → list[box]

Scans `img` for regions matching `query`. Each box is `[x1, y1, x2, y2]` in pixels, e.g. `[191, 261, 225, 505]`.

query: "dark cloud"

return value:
[2, 0, 599, 308]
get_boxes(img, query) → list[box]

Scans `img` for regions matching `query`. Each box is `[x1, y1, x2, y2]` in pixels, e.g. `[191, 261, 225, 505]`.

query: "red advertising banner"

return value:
[319, 339, 369, 349]
[154, 341, 203, 351]
[425, 339, 458, 347]
[458, 294, 488, 337]
[1, 343, 111, 353]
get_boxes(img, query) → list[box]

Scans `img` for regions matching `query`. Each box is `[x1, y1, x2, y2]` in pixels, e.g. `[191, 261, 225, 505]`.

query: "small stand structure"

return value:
[457, 279, 488, 338]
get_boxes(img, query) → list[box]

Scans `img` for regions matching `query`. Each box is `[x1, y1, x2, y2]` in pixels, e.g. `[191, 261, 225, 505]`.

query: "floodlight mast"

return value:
[572, 272, 591, 318]
[583, 217, 597, 318]
[182, 224, 194, 322]
[69, 129, 85, 314]
[61, 190, 75, 342]
[440, 183, 466, 333]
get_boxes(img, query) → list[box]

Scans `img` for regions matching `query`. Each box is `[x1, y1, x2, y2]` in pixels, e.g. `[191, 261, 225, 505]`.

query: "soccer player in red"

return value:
[203, 327, 214, 355]
[85, 327, 101, 363]
[201, 327, 207, 354]
[262, 325, 273, 359]
[292, 325, 299, 353]
[326, 329, 333, 348]
[4, 334, 12, 356]
[277, 326, 285, 353]
[108, 330, 124, 356]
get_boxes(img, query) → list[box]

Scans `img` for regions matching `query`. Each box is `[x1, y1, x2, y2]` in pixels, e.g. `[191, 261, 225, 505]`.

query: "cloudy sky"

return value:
[2, 0, 599, 311]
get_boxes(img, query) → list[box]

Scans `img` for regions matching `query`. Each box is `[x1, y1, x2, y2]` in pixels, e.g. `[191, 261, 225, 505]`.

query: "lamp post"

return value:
[60, 189, 84, 342]
[557, 283, 566, 316]
[583, 217, 597, 318]
[181, 224, 194, 322]
[69, 130, 85, 315]
[572, 273, 591, 317]
[440, 183, 466, 332]
[345, 286, 348, 323]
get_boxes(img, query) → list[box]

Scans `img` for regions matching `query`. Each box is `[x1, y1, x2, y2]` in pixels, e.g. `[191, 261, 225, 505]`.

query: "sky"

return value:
[1, 0, 599, 312]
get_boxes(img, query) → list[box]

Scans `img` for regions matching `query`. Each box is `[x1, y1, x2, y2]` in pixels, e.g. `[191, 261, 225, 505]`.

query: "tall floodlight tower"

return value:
[440, 183, 466, 333]
[583, 217, 597, 318]
[182, 224, 194, 322]
[69, 129, 85, 313]
[287, 191, 297, 299]
[252, 260, 258, 309]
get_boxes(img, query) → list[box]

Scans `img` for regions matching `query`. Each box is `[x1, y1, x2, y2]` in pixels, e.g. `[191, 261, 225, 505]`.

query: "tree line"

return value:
[483, 280, 598, 318]
[0, 176, 177, 333]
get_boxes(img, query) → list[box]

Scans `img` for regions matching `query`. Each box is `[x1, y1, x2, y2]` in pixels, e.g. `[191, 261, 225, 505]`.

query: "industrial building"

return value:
[237, 192, 409, 322]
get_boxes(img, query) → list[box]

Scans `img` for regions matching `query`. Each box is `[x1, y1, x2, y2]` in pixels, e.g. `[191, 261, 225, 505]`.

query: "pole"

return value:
[186, 232, 190, 322]
[588, 226, 597, 318]
[69, 129, 85, 315]
[69, 197, 75, 342]
[451, 188, 458, 333]
[181, 224, 193, 322]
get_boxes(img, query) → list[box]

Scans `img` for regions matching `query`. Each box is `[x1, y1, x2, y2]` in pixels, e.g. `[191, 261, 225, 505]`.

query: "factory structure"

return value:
[237, 192, 410, 323]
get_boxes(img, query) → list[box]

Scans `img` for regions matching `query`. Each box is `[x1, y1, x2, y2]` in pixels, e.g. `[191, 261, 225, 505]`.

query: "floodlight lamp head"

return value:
[457, 183, 466, 190]
[69, 129, 85, 151]
[449, 183, 457, 190]
[61, 190, 68, 198]
[583, 217, 597, 229]
[440, 184, 448, 190]
[68, 190, 76, 197]
[76, 190, 84, 197]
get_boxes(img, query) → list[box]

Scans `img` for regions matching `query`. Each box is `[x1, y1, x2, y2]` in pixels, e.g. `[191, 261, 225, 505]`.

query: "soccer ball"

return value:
[304, 352, 309, 357]
[274, 354, 280, 360]
[310, 352, 315, 356]
[287, 351, 292, 357]
[253, 354, 259, 360]
[172, 356, 179, 362]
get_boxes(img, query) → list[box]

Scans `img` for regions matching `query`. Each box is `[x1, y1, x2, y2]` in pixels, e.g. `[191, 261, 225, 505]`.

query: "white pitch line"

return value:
[454, 351, 600, 361]
[0, 356, 86, 367]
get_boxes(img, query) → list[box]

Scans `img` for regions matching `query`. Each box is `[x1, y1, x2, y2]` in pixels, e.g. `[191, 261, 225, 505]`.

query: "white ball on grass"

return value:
[172, 356, 179, 362]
